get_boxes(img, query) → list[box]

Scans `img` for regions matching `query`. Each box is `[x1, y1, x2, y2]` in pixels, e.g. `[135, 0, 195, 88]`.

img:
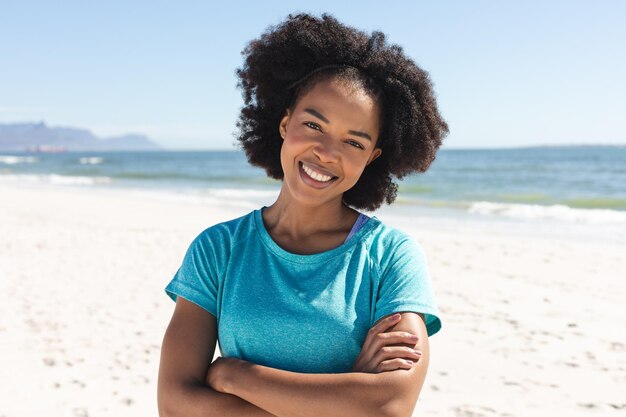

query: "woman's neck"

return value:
[262, 197, 358, 242]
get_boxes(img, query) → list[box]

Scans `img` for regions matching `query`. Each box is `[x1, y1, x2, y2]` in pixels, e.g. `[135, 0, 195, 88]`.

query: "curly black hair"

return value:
[235, 13, 449, 211]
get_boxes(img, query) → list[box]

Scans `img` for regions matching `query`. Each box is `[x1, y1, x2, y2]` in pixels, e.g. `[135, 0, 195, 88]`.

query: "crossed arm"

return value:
[157, 297, 430, 417]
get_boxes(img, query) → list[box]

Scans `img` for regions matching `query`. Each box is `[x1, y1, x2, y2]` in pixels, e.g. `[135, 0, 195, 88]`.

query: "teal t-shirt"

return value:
[165, 207, 442, 374]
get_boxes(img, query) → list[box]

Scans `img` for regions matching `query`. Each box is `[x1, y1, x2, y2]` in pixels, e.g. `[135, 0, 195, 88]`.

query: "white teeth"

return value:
[302, 163, 334, 182]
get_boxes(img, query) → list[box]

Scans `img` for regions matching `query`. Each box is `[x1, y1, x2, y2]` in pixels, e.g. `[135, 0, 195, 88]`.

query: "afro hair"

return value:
[235, 13, 449, 211]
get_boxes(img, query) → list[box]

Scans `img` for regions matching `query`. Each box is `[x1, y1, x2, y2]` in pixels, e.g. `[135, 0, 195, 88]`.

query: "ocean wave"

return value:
[0, 155, 38, 164]
[0, 174, 112, 186]
[206, 188, 279, 200]
[108, 171, 267, 183]
[119, 187, 279, 210]
[79, 157, 104, 165]
[468, 201, 626, 224]
[563, 198, 626, 210]
[183, 187, 279, 209]
[397, 184, 435, 194]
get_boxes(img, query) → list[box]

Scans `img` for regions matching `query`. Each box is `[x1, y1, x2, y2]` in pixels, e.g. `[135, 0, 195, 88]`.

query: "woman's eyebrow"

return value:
[347, 130, 372, 142]
[303, 108, 372, 141]
[304, 108, 329, 123]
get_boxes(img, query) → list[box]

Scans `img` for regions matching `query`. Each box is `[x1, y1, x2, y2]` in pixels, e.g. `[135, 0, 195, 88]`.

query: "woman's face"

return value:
[278, 76, 383, 207]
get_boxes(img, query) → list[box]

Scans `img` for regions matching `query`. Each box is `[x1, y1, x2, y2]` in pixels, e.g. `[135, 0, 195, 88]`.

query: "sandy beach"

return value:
[1, 183, 624, 417]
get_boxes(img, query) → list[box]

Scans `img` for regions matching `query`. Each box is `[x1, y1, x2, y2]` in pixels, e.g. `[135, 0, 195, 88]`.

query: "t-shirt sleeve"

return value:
[164, 231, 219, 317]
[373, 237, 442, 337]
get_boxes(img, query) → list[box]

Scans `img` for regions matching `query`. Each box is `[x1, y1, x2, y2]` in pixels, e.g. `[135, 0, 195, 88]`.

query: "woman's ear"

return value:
[366, 148, 382, 166]
[279, 108, 291, 140]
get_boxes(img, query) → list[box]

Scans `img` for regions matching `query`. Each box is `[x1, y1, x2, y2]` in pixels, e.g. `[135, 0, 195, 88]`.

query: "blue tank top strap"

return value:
[344, 212, 371, 243]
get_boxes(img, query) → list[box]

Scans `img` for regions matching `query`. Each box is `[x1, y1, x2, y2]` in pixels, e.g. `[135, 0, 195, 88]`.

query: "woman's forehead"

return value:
[293, 78, 381, 127]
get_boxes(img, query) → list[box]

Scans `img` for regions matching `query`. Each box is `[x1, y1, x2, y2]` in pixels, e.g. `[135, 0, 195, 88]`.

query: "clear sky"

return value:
[1, 1, 624, 150]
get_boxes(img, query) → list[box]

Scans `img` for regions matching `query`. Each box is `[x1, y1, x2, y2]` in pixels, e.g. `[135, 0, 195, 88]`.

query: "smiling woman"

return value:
[158, 12, 448, 417]
[276, 76, 383, 207]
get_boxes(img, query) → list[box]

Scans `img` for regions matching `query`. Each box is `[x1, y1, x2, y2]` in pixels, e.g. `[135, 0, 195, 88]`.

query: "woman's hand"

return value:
[205, 356, 250, 394]
[351, 313, 422, 373]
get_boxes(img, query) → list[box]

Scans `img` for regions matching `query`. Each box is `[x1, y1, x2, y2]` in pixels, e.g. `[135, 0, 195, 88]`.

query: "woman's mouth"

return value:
[299, 161, 338, 189]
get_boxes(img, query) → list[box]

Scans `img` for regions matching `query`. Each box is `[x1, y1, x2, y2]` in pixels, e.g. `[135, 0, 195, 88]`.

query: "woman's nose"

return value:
[312, 136, 340, 163]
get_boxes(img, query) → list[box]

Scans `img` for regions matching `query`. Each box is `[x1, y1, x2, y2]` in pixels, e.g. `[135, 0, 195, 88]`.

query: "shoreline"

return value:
[3, 180, 624, 247]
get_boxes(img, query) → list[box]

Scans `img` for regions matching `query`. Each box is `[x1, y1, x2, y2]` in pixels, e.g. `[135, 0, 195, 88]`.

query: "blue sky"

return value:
[1, 1, 624, 150]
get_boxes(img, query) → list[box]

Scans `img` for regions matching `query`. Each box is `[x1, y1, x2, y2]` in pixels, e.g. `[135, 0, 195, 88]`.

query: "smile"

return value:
[299, 161, 338, 189]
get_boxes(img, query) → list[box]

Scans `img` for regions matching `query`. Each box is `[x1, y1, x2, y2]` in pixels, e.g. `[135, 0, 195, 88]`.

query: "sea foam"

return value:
[79, 157, 104, 165]
[0, 155, 38, 164]
[0, 174, 112, 186]
[469, 201, 626, 224]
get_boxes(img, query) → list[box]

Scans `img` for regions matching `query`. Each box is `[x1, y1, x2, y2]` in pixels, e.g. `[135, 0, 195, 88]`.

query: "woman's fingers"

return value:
[375, 357, 415, 373]
[370, 345, 422, 369]
[361, 317, 419, 360]
[352, 314, 421, 373]
[371, 331, 419, 352]
[362, 314, 405, 352]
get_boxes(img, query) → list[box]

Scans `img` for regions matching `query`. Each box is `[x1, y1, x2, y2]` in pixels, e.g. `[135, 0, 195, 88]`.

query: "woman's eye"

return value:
[304, 122, 321, 131]
[348, 140, 364, 150]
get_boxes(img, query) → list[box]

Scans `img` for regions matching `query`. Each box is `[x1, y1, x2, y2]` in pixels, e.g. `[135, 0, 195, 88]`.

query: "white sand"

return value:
[1, 183, 624, 417]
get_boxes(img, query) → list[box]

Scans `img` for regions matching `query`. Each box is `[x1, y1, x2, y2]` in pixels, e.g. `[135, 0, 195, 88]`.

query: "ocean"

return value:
[2, 146, 625, 233]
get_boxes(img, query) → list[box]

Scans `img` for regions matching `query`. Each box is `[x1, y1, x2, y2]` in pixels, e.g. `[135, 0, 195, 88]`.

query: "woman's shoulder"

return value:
[366, 216, 419, 246]
[364, 216, 427, 261]
[192, 209, 257, 246]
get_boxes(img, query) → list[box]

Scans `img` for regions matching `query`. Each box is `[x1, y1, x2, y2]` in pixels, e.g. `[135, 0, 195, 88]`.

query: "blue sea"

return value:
[2, 146, 625, 229]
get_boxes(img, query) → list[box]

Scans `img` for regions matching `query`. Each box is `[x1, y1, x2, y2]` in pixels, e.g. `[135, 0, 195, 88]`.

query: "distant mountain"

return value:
[0, 122, 162, 151]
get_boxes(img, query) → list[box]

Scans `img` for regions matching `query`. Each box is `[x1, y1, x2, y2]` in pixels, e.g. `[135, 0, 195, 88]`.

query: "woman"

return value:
[158, 13, 448, 417]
